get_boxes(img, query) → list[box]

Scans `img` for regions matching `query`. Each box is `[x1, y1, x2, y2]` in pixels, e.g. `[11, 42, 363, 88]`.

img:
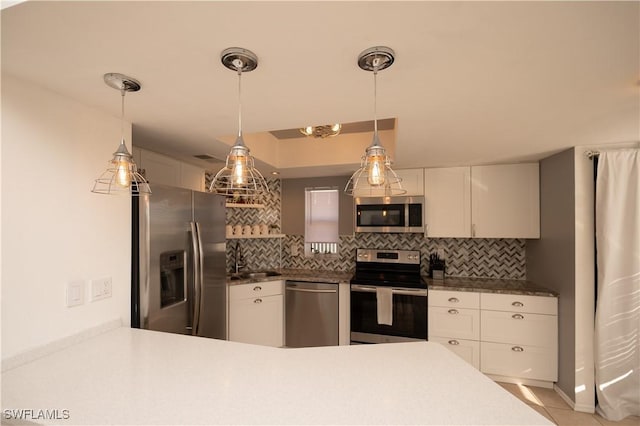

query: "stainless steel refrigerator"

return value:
[131, 184, 227, 339]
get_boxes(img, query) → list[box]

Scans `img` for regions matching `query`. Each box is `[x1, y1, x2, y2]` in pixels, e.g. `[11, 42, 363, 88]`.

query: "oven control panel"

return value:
[356, 249, 420, 265]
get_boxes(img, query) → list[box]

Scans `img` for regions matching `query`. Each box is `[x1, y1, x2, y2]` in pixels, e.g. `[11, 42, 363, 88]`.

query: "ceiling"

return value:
[2, 1, 638, 178]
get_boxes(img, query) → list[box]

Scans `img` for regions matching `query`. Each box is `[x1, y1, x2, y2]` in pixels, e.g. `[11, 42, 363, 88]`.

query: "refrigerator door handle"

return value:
[190, 221, 202, 336]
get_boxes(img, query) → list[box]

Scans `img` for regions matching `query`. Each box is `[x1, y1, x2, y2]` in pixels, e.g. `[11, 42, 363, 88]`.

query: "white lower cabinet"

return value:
[430, 336, 480, 369]
[228, 280, 284, 347]
[428, 290, 480, 369]
[429, 289, 558, 385]
[480, 342, 557, 382]
[479, 293, 558, 385]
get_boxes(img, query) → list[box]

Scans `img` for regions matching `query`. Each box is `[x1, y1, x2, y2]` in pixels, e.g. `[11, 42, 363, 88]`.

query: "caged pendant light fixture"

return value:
[92, 73, 151, 196]
[209, 47, 269, 202]
[345, 47, 405, 196]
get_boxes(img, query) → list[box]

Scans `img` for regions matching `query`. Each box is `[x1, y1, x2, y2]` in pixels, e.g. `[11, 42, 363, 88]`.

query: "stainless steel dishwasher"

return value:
[285, 281, 339, 347]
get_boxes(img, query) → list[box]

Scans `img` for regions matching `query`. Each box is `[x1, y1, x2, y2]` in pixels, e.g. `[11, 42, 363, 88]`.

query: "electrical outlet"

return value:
[437, 248, 445, 259]
[66, 280, 85, 307]
[91, 277, 112, 302]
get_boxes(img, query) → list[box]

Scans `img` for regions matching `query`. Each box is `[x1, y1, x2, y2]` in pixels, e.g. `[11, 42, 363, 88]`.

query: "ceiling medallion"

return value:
[299, 123, 342, 138]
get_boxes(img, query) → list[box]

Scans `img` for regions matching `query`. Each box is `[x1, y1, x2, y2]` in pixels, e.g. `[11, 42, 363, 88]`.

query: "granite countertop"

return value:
[425, 276, 558, 297]
[227, 268, 352, 285]
[1, 327, 552, 425]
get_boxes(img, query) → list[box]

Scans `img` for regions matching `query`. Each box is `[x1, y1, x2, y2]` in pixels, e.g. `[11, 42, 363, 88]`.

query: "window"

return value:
[304, 187, 339, 257]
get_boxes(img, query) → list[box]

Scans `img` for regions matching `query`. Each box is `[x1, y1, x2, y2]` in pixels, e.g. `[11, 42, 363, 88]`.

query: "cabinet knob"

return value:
[253, 286, 262, 292]
[512, 314, 524, 320]
[448, 297, 459, 303]
[254, 298, 262, 304]
[511, 346, 524, 352]
[448, 309, 459, 315]
[512, 301, 524, 307]
[448, 340, 460, 345]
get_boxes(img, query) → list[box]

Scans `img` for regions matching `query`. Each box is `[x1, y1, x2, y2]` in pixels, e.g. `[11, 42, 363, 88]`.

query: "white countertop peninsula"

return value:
[1, 328, 552, 425]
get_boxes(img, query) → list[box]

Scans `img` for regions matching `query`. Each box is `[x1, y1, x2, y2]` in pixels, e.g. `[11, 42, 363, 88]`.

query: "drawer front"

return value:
[229, 280, 283, 300]
[481, 310, 557, 347]
[429, 306, 480, 340]
[429, 290, 480, 309]
[481, 342, 557, 382]
[430, 336, 480, 369]
[480, 293, 557, 315]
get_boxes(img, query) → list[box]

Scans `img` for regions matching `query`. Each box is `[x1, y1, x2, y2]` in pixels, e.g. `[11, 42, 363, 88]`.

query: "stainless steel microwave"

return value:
[354, 196, 424, 233]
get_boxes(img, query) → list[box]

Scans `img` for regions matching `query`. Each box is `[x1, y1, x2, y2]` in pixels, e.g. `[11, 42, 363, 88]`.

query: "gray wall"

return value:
[281, 176, 354, 236]
[526, 148, 576, 401]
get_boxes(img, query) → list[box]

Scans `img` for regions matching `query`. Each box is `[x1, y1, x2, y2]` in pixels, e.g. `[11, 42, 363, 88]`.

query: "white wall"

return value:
[1, 74, 132, 360]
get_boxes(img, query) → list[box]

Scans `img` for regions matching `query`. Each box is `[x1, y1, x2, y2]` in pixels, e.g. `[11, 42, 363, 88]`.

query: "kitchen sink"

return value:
[228, 270, 282, 280]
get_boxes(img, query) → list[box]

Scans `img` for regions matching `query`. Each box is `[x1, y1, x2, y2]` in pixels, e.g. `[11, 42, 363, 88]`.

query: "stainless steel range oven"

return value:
[350, 249, 427, 344]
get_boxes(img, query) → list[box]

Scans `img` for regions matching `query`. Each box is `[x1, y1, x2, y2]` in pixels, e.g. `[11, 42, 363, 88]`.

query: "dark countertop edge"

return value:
[425, 276, 558, 297]
[227, 269, 353, 286]
[226, 270, 558, 297]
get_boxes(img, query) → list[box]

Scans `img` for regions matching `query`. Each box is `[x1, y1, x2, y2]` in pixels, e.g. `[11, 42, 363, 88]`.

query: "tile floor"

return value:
[497, 382, 640, 426]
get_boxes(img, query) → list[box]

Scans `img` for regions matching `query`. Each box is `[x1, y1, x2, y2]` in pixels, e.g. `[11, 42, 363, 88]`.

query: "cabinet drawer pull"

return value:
[448, 340, 460, 345]
[253, 286, 262, 292]
[448, 297, 459, 303]
[511, 301, 524, 307]
[512, 314, 524, 320]
[448, 309, 459, 315]
[254, 298, 262, 304]
[511, 346, 524, 352]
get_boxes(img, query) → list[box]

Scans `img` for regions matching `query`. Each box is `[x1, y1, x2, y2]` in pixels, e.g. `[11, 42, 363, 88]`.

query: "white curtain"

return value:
[594, 149, 640, 421]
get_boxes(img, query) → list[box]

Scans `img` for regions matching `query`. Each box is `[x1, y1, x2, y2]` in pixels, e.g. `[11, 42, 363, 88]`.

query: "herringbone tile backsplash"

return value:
[210, 175, 526, 279]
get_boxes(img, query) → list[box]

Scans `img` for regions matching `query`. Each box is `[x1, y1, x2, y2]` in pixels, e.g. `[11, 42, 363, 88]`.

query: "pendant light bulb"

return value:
[368, 155, 385, 186]
[115, 160, 132, 187]
[231, 155, 246, 185]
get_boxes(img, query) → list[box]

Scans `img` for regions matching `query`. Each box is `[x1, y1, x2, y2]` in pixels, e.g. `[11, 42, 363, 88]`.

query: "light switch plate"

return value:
[91, 277, 112, 302]
[66, 280, 85, 307]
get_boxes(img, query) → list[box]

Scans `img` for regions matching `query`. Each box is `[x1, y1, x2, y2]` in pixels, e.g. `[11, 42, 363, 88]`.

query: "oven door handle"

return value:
[351, 285, 427, 297]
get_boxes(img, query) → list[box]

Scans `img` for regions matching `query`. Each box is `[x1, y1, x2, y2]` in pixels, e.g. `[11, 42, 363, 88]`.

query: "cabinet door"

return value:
[430, 336, 480, 369]
[481, 342, 557, 382]
[424, 167, 471, 238]
[395, 168, 424, 196]
[140, 149, 181, 187]
[428, 306, 480, 340]
[481, 310, 557, 348]
[471, 164, 540, 238]
[229, 295, 283, 347]
[180, 163, 205, 192]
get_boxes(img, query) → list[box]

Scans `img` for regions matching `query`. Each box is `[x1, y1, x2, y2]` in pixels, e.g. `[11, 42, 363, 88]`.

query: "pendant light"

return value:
[345, 47, 405, 196]
[92, 73, 151, 196]
[209, 47, 269, 202]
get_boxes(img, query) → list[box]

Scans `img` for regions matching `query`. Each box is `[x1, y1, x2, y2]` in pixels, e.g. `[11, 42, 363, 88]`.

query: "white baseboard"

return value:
[487, 373, 554, 389]
[554, 383, 595, 413]
[1, 318, 122, 372]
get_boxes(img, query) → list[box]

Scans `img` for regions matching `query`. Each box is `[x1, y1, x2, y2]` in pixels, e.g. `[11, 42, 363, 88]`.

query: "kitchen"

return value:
[2, 1, 639, 425]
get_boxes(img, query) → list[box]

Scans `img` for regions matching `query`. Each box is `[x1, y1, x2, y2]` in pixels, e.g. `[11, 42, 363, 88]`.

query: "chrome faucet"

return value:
[234, 241, 246, 274]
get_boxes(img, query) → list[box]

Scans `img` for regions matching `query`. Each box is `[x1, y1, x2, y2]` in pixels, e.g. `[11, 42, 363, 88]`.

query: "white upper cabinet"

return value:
[424, 163, 540, 239]
[395, 168, 424, 196]
[424, 167, 471, 237]
[471, 164, 540, 239]
[180, 162, 205, 192]
[135, 147, 205, 192]
[353, 168, 424, 197]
